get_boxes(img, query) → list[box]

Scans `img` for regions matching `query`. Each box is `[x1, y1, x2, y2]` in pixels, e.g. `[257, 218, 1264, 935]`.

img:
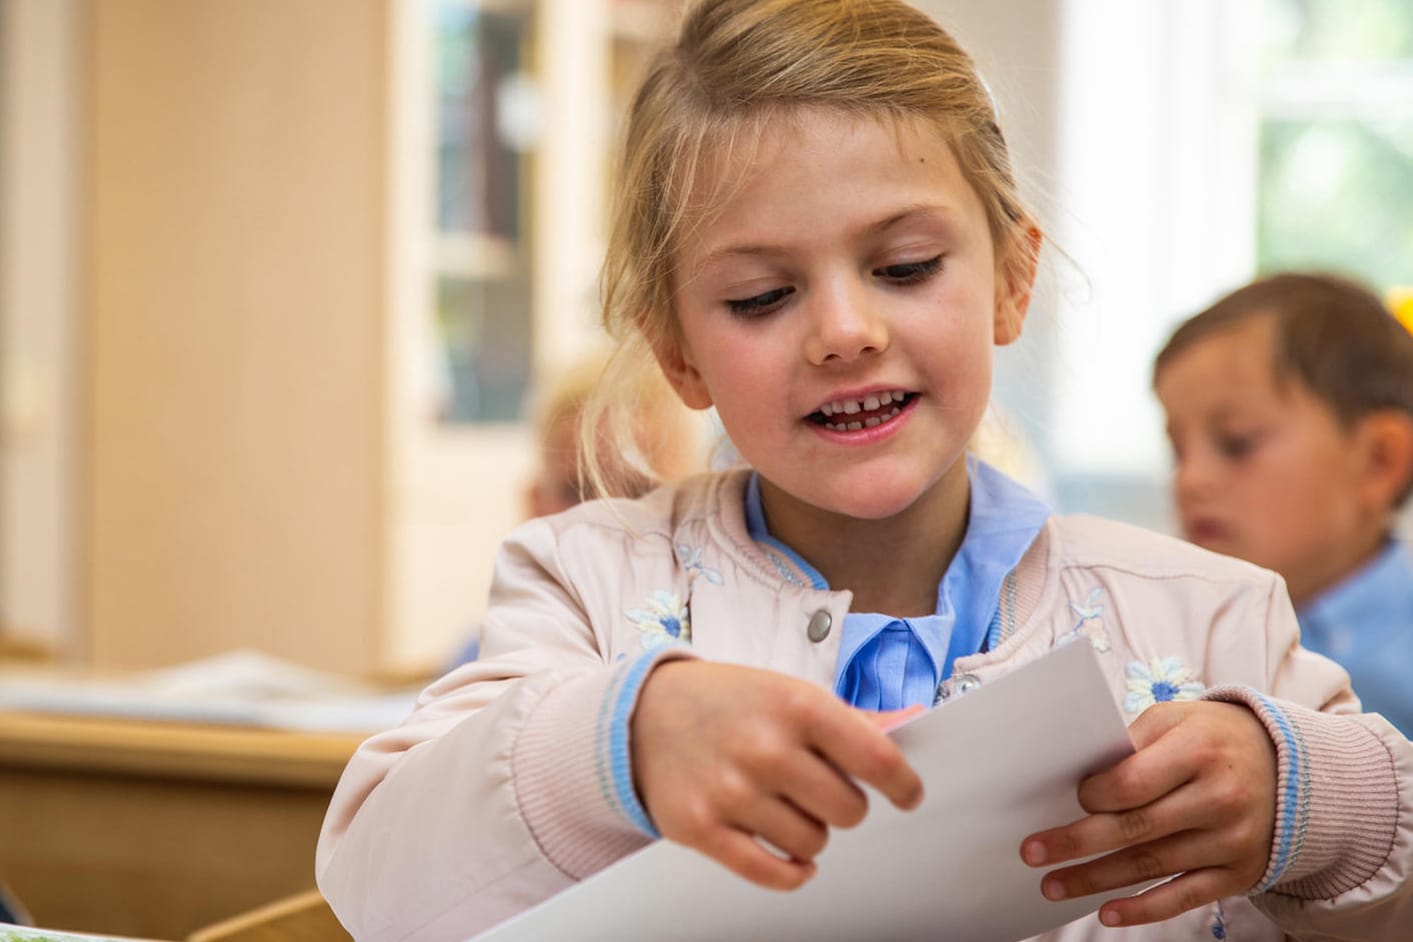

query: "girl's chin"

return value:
[804, 486, 937, 523]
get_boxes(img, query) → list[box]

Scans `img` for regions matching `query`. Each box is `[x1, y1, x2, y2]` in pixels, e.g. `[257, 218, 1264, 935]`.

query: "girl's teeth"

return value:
[821, 405, 902, 432]
[819, 392, 904, 417]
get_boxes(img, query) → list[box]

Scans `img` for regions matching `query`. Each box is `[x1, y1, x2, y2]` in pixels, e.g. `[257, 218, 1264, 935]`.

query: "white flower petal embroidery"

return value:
[1124, 656, 1204, 714]
[627, 590, 691, 649]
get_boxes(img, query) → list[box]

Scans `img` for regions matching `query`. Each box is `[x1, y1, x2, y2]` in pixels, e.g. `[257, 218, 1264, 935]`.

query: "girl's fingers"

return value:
[1023, 779, 1214, 868]
[700, 826, 818, 891]
[1076, 723, 1200, 815]
[734, 796, 831, 864]
[1038, 828, 1242, 902]
[1094, 867, 1235, 929]
[806, 708, 924, 812]
[778, 754, 870, 830]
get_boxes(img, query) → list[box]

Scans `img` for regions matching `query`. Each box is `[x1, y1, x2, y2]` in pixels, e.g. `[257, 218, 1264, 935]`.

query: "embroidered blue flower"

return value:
[1124, 656, 1204, 713]
[675, 543, 724, 586]
[1065, 586, 1111, 653]
[627, 590, 691, 649]
[1210, 900, 1228, 939]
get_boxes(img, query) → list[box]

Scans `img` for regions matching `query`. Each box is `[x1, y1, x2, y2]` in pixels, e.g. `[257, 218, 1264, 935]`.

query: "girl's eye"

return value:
[725, 286, 794, 317]
[875, 255, 943, 283]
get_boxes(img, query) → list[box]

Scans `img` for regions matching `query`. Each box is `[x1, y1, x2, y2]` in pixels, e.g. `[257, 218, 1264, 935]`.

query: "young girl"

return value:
[317, 2, 1412, 939]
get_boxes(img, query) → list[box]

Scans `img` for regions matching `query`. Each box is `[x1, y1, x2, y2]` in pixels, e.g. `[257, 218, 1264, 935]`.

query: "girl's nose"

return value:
[802, 281, 889, 366]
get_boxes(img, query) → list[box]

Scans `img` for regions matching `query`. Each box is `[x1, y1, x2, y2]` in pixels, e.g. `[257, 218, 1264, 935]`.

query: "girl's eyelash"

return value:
[876, 255, 943, 282]
[722, 256, 941, 316]
[725, 286, 794, 316]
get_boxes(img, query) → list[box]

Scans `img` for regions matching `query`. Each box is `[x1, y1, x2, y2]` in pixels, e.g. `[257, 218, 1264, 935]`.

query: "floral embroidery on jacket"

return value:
[627, 590, 691, 649]
[1209, 899, 1228, 939]
[1063, 586, 1112, 653]
[676, 543, 724, 586]
[1124, 656, 1204, 713]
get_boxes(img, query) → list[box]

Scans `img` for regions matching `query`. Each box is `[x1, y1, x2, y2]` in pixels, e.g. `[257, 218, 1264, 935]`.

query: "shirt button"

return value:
[954, 673, 981, 695]
[806, 609, 832, 642]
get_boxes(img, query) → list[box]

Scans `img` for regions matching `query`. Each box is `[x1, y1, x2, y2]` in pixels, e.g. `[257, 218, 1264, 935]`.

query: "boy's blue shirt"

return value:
[745, 457, 1051, 710]
[1297, 537, 1413, 738]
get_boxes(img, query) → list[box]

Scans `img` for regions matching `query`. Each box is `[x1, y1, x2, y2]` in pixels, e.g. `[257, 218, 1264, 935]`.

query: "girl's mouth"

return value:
[807, 390, 918, 431]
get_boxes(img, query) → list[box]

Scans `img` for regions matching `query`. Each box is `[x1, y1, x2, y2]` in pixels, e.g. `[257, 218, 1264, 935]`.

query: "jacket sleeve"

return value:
[1205, 573, 1413, 941]
[315, 518, 693, 942]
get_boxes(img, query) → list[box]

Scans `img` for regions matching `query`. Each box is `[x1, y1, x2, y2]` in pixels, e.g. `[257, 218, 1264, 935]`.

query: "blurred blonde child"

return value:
[1154, 271, 1413, 736]
[524, 353, 702, 518]
[451, 353, 703, 665]
[319, 4, 1413, 940]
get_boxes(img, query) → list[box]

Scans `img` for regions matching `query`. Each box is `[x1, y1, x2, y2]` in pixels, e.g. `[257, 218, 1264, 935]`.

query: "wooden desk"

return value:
[0, 711, 363, 940]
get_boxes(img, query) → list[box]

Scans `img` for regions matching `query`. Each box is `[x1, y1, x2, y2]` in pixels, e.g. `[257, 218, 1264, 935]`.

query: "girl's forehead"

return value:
[691, 108, 950, 189]
[676, 108, 968, 239]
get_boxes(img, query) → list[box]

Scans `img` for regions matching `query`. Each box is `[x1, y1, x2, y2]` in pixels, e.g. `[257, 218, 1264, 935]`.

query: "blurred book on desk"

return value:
[0, 650, 421, 734]
[1, 925, 168, 942]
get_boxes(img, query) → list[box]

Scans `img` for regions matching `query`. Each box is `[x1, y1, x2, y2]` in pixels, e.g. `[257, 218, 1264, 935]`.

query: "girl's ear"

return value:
[651, 330, 715, 411]
[1356, 410, 1413, 515]
[994, 222, 1043, 346]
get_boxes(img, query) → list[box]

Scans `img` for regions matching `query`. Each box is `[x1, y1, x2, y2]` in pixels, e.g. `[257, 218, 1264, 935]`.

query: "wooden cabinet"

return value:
[71, 0, 679, 679]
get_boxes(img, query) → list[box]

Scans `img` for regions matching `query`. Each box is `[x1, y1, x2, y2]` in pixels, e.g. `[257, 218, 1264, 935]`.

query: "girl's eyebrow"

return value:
[696, 204, 962, 268]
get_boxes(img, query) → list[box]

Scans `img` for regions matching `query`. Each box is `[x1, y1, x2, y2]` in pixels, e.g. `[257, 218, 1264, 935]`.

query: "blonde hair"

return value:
[533, 352, 702, 509]
[583, 0, 1039, 497]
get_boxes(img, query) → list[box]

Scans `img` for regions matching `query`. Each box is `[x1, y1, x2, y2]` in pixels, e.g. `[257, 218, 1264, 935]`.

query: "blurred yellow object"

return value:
[1388, 287, 1413, 334]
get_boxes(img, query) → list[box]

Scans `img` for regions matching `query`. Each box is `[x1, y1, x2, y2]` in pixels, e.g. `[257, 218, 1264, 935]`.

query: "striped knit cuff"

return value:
[1204, 685, 1397, 899]
[513, 645, 695, 880]
[602, 648, 673, 838]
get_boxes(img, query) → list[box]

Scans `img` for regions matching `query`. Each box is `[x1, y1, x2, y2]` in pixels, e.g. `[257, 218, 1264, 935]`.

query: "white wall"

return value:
[924, 0, 1262, 529]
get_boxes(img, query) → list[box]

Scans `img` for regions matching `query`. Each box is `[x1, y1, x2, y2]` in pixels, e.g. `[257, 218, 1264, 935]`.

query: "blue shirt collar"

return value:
[744, 457, 1050, 604]
[745, 457, 1051, 698]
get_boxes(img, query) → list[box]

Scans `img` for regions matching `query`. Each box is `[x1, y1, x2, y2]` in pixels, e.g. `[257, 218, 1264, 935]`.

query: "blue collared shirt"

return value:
[1298, 537, 1413, 738]
[745, 457, 1051, 711]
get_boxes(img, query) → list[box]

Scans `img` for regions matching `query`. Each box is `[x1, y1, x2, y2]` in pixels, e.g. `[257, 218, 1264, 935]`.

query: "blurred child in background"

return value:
[524, 353, 703, 517]
[449, 352, 704, 666]
[1154, 271, 1413, 736]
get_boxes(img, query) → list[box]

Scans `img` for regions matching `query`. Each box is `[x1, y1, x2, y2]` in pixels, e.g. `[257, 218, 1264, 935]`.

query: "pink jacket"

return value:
[317, 470, 1413, 941]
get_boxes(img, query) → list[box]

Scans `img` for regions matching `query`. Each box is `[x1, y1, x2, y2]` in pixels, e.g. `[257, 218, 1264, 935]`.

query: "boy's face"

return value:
[1154, 315, 1375, 606]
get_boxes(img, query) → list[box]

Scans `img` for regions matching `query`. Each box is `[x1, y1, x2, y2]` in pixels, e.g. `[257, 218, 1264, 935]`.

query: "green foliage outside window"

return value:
[1258, 0, 1413, 292]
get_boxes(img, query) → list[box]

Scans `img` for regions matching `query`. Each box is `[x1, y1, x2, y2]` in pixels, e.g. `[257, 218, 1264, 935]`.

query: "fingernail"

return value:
[1021, 841, 1047, 866]
[1100, 908, 1122, 927]
[1042, 877, 1066, 901]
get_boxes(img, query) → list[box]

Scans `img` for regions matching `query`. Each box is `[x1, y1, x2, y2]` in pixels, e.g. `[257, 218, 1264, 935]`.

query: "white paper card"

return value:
[470, 639, 1134, 942]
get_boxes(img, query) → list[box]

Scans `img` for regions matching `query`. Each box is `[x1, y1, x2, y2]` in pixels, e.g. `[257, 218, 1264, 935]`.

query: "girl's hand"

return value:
[1019, 700, 1277, 928]
[631, 659, 924, 890]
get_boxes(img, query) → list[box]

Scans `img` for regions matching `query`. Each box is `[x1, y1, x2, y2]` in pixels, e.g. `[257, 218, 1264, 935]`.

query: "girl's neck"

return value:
[758, 471, 971, 617]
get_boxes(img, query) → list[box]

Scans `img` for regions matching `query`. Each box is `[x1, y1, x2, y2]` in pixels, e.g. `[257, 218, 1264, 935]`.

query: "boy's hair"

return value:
[1154, 271, 1413, 507]
[583, 0, 1039, 498]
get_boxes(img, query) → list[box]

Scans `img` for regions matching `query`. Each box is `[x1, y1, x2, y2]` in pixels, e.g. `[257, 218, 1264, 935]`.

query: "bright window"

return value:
[1257, 0, 1413, 291]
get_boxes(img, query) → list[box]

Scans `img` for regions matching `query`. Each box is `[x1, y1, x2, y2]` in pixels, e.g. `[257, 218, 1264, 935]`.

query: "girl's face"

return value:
[658, 109, 1033, 534]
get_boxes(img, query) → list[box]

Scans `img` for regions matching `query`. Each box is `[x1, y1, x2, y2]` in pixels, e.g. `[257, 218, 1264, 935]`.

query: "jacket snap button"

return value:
[806, 610, 832, 642]
[954, 673, 981, 694]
